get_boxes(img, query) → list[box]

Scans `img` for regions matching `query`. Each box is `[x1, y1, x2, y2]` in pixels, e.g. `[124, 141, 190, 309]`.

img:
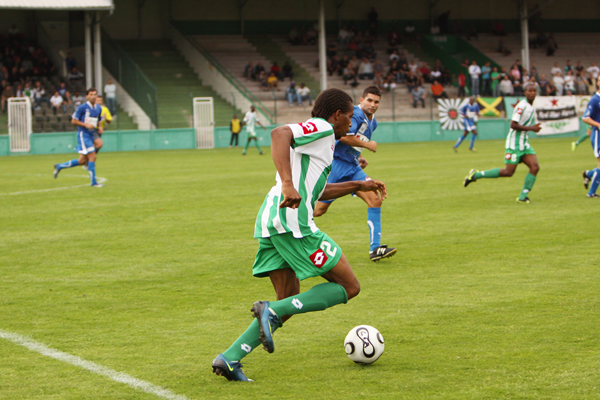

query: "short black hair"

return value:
[86, 88, 97, 95]
[311, 88, 353, 120]
[362, 85, 381, 98]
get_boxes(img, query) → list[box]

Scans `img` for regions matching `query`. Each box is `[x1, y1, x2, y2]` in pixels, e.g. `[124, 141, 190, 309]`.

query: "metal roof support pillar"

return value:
[85, 11, 93, 89]
[319, 0, 327, 92]
[94, 12, 103, 91]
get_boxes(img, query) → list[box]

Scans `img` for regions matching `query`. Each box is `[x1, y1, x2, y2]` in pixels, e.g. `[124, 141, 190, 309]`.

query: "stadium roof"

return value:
[0, 0, 113, 10]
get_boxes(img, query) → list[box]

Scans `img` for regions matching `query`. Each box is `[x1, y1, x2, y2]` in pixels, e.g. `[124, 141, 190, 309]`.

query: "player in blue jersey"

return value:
[581, 75, 600, 198]
[453, 97, 480, 152]
[53, 88, 104, 187]
[314, 85, 397, 262]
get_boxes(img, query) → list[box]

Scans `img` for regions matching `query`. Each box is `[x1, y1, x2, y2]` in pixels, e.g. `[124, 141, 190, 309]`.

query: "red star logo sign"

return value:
[448, 109, 458, 119]
[550, 99, 559, 106]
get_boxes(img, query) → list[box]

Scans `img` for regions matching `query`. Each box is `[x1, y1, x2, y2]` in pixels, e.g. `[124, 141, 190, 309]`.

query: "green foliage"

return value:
[1, 138, 598, 399]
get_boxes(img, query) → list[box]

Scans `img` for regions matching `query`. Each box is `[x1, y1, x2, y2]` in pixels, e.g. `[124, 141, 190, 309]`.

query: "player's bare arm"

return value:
[271, 125, 302, 209]
[339, 135, 377, 152]
[320, 179, 387, 201]
[582, 117, 600, 129]
[511, 121, 542, 132]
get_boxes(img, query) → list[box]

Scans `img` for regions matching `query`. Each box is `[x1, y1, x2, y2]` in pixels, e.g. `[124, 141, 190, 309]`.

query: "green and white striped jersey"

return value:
[506, 99, 536, 151]
[254, 118, 335, 239]
[243, 111, 258, 133]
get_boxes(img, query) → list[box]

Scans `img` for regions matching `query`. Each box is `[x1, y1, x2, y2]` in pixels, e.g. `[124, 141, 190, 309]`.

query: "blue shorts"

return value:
[320, 158, 369, 204]
[463, 119, 477, 132]
[592, 128, 600, 158]
[76, 131, 95, 155]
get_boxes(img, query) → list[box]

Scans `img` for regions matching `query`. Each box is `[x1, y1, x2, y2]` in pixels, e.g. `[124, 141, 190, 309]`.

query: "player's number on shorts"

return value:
[320, 241, 337, 257]
[511, 153, 517, 162]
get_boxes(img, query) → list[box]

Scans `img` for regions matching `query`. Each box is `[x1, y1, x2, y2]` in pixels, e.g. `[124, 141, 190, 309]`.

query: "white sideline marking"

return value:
[0, 329, 191, 400]
[0, 175, 107, 196]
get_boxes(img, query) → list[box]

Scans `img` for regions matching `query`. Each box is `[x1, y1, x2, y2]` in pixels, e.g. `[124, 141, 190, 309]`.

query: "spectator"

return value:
[564, 70, 576, 93]
[326, 40, 338, 58]
[575, 61, 585, 74]
[72, 91, 85, 107]
[491, 66, 502, 96]
[564, 60, 573, 74]
[327, 55, 341, 76]
[405, 71, 418, 92]
[1, 81, 14, 113]
[342, 63, 358, 87]
[587, 62, 600, 81]
[411, 83, 426, 108]
[388, 61, 401, 83]
[50, 90, 65, 115]
[358, 57, 374, 80]
[389, 49, 400, 65]
[258, 72, 269, 91]
[297, 83, 312, 106]
[282, 61, 294, 81]
[103, 78, 117, 115]
[538, 74, 549, 95]
[15, 84, 23, 97]
[430, 80, 448, 100]
[285, 81, 298, 105]
[372, 58, 384, 80]
[530, 67, 540, 82]
[399, 62, 410, 82]
[348, 55, 360, 73]
[499, 75, 514, 96]
[267, 71, 279, 90]
[550, 62, 562, 77]
[363, 41, 376, 60]
[68, 66, 84, 84]
[546, 34, 558, 56]
[419, 61, 431, 83]
[430, 68, 442, 84]
[576, 71, 588, 95]
[468, 60, 481, 96]
[288, 26, 300, 45]
[510, 64, 521, 82]
[31, 81, 50, 108]
[65, 52, 77, 72]
[57, 82, 71, 106]
[251, 61, 265, 81]
[243, 61, 253, 79]
[338, 26, 351, 45]
[546, 80, 557, 96]
[388, 28, 400, 47]
[457, 70, 466, 97]
[405, 22, 416, 42]
[22, 82, 32, 98]
[481, 62, 492, 96]
[270, 62, 282, 81]
[408, 60, 418, 74]
[382, 74, 397, 92]
[553, 72, 564, 95]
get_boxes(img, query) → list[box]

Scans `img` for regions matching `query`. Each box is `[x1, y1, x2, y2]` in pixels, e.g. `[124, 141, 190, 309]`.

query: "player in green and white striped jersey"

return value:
[212, 88, 388, 382]
[463, 83, 542, 203]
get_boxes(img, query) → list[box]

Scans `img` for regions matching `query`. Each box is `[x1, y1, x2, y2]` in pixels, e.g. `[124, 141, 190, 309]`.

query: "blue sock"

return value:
[88, 161, 98, 186]
[57, 159, 80, 170]
[367, 207, 382, 252]
[589, 168, 600, 195]
[469, 134, 476, 149]
[454, 136, 466, 148]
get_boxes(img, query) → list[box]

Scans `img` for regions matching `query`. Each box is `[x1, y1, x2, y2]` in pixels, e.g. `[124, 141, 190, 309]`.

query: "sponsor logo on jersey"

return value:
[309, 249, 328, 267]
[301, 122, 317, 134]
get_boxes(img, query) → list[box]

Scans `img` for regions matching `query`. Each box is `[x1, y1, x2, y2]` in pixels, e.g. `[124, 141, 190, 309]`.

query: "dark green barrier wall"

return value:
[0, 120, 585, 156]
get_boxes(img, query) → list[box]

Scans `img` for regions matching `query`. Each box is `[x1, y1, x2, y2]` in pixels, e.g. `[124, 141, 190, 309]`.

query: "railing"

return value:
[182, 33, 275, 125]
[101, 31, 158, 127]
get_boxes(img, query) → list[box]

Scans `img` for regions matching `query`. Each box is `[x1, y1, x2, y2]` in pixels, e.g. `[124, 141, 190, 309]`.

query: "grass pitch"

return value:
[1, 137, 599, 399]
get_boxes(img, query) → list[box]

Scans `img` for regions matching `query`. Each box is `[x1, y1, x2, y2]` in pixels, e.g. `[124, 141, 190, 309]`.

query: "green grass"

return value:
[1, 137, 599, 399]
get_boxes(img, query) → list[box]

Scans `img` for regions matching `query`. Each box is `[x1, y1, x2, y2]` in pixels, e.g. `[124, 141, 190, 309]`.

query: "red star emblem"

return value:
[550, 99, 558, 106]
[448, 109, 458, 119]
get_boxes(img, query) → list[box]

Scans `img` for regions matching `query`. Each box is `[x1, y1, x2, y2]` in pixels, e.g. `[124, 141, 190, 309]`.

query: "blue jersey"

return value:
[333, 105, 378, 165]
[72, 101, 102, 138]
[584, 93, 600, 157]
[460, 103, 480, 123]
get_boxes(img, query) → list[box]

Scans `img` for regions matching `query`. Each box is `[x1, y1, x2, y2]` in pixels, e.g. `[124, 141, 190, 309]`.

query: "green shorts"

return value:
[253, 231, 343, 281]
[504, 147, 536, 164]
[247, 130, 257, 138]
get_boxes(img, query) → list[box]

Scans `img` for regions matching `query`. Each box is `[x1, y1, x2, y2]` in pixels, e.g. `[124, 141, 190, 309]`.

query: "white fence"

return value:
[193, 97, 214, 149]
[8, 97, 32, 152]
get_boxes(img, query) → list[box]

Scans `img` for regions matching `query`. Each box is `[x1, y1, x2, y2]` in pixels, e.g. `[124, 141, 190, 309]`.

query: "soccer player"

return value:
[453, 96, 480, 152]
[53, 88, 104, 187]
[581, 75, 600, 198]
[463, 83, 541, 203]
[313, 85, 396, 262]
[241, 105, 266, 155]
[571, 128, 591, 151]
[212, 88, 388, 382]
[82, 95, 112, 171]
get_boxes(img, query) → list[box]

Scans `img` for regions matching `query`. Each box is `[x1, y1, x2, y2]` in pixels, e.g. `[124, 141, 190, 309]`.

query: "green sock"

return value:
[519, 173, 536, 200]
[222, 319, 262, 362]
[243, 140, 250, 153]
[474, 168, 500, 179]
[254, 140, 262, 153]
[269, 282, 348, 319]
[576, 133, 588, 145]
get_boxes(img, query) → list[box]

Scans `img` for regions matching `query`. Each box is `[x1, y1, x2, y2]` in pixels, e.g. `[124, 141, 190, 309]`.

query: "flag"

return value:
[438, 98, 469, 130]
[476, 97, 504, 117]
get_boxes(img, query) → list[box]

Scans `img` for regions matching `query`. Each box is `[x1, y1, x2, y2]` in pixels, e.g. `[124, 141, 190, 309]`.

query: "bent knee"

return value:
[345, 281, 361, 300]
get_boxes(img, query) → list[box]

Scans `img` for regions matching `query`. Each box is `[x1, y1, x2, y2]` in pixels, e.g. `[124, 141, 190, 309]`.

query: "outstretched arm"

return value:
[320, 179, 387, 201]
[271, 125, 302, 209]
[339, 135, 377, 152]
[510, 121, 541, 132]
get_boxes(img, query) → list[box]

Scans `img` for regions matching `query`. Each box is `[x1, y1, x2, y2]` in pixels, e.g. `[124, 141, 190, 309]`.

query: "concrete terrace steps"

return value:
[117, 39, 240, 128]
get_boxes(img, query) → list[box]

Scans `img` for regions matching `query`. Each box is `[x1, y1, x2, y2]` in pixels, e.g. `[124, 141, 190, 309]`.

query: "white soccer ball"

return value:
[344, 325, 385, 364]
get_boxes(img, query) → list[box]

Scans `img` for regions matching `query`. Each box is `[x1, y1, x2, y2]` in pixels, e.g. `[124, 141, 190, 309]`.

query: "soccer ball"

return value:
[344, 325, 385, 364]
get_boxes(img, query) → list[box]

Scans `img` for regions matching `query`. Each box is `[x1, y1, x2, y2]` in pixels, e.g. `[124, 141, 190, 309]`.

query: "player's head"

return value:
[250, 105, 255, 112]
[96, 95, 103, 105]
[523, 82, 537, 102]
[469, 96, 475, 104]
[596, 75, 600, 91]
[312, 88, 353, 139]
[359, 85, 381, 117]
[86, 88, 97, 104]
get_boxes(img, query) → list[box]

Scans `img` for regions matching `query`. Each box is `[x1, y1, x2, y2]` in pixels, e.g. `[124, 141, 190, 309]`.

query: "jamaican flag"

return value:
[476, 97, 505, 117]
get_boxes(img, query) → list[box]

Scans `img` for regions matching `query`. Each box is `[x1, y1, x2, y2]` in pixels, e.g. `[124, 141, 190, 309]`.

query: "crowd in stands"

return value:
[243, 60, 295, 92]
[463, 57, 600, 99]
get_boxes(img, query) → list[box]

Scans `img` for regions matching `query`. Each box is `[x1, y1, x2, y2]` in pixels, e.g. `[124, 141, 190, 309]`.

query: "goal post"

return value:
[193, 97, 214, 149]
[8, 97, 32, 152]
